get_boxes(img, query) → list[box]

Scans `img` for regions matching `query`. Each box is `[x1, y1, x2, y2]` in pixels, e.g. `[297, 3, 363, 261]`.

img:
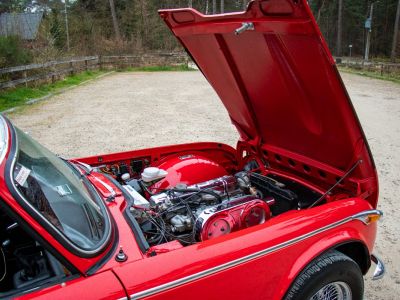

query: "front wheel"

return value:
[284, 250, 363, 300]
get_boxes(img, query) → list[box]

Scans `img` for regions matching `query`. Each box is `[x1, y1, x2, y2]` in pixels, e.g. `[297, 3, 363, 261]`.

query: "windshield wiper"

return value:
[59, 157, 116, 202]
[74, 161, 93, 175]
[59, 157, 93, 177]
[92, 176, 117, 202]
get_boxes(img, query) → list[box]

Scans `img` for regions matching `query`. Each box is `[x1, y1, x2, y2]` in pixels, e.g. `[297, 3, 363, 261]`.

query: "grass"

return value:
[338, 66, 400, 84]
[0, 64, 196, 112]
[0, 70, 108, 112]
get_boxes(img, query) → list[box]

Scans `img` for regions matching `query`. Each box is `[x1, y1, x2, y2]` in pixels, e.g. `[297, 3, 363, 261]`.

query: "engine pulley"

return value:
[196, 198, 271, 241]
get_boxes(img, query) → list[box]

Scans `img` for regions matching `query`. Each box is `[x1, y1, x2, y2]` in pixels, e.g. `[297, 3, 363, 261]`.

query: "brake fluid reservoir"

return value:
[141, 167, 168, 183]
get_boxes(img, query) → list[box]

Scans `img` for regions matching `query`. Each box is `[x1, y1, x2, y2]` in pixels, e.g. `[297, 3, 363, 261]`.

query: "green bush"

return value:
[0, 36, 32, 68]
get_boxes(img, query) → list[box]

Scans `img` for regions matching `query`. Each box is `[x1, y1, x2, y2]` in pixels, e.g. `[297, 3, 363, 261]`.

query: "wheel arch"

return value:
[283, 249, 364, 300]
[334, 240, 371, 274]
[276, 235, 371, 299]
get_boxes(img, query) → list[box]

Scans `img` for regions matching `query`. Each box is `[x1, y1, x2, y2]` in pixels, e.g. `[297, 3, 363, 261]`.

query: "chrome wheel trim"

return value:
[310, 281, 352, 300]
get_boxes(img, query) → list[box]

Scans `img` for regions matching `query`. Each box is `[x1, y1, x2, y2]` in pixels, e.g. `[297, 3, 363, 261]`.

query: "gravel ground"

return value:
[7, 71, 400, 299]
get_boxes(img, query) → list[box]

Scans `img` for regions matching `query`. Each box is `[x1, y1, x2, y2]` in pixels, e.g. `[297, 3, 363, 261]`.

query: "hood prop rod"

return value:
[308, 159, 362, 209]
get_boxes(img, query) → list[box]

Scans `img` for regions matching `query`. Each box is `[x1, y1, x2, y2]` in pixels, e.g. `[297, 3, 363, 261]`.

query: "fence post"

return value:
[22, 71, 28, 87]
[70, 61, 74, 75]
[85, 59, 88, 71]
[51, 63, 56, 83]
[99, 56, 103, 70]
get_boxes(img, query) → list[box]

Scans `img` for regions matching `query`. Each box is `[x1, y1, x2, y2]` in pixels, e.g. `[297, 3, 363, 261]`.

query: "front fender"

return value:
[274, 213, 378, 299]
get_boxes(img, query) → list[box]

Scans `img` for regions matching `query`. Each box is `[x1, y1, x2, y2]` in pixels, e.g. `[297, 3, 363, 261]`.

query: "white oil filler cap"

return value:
[141, 167, 168, 183]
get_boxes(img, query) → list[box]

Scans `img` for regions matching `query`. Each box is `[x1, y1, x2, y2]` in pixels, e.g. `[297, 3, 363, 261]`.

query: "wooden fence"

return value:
[0, 52, 189, 90]
[336, 58, 400, 76]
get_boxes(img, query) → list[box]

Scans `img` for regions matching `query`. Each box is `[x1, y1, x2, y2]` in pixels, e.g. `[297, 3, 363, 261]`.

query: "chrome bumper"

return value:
[371, 254, 385, 280]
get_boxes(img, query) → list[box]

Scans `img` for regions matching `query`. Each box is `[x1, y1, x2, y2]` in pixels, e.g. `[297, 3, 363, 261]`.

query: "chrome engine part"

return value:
[195, 196, 271, 241]
[149, 175, 240, 209]
[170, 214, 193, 233]
[133, 171, 277, 246]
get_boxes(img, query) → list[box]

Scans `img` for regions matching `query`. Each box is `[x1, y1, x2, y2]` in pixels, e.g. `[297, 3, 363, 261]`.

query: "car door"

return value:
[14, 271, 126, 300]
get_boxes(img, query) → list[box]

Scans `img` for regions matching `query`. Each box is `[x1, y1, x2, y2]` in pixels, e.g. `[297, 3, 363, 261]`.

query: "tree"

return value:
[2, 0, 400, 63]
[49, 8, 65, 50]
[0, 0, 33, 13]
[108, 0, 121, 41]
[0, 36, 32, 68]
[391, 0, 400, 61]
[337, 0, 343, 56]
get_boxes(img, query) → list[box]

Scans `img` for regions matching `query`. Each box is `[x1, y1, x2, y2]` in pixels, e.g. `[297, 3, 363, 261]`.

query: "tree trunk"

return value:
[205, 0, 209, 14]
[213, 0, 217, 14]
[108, 0, 121, 41]
[336, 0, 343, 56]
[316, 0, 325, 23]
[243, 0, 247, 10]
[220, 0, 224, 14]
[188, 0, 193, 8]
[391, 0, 400, 61]
[64, 0, 70, 52]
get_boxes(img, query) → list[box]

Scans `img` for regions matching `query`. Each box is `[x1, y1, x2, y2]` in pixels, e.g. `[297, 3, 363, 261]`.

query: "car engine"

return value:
[133, 172, 275, 245]
[122, 169, 304, 247]
[95, 154, 321, 248]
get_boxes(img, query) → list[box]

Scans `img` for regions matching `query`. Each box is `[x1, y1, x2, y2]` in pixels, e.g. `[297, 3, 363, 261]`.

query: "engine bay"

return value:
[93, 154, 322, 250]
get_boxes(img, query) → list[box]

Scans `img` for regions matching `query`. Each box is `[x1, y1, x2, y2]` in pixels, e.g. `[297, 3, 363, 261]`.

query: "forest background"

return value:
[1, 0, 400, 68]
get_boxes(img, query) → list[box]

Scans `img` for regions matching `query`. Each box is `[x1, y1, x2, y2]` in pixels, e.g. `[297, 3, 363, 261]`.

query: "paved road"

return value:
[8, 71, 400, 299]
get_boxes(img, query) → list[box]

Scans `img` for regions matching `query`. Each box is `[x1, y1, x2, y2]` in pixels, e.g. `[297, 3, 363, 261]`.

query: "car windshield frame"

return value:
[4, 120, 112, 257]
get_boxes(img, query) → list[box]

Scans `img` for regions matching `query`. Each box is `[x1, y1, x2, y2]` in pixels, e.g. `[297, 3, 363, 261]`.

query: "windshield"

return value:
[12, 127, 109, 252]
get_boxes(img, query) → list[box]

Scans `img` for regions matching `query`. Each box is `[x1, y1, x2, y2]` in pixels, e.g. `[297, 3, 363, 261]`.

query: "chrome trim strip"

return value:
[371, 254, 385, 280]
[352, 209, 383, 225]
[128, 209, 382, 299]
[0, 116, 9, 164]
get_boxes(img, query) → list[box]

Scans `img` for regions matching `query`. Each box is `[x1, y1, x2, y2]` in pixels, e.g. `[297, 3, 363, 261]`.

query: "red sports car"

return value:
[0, 1, 384, 299]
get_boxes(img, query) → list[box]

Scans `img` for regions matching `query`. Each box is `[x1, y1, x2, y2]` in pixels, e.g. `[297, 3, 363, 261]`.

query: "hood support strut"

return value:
[308, 159, 363, 209]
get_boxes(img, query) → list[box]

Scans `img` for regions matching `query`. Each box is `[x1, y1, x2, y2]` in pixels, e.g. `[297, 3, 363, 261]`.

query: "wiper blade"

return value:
[59, 157, 93, 176]
[92, 176, 117, 202]
[72, 160, 93, 175]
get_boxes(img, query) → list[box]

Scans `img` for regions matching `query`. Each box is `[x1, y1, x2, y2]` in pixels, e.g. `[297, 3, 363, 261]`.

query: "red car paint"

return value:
[159, 0, 378, 207]
[151, 154, 229, 190]
[0, 1, 382, 299]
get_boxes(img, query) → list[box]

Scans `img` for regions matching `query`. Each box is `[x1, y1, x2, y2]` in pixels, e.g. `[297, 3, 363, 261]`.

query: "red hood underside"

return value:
[159, 0, 378, 204]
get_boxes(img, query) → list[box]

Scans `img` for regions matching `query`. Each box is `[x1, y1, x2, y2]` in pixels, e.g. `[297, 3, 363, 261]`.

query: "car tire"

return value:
[284, 250, 363, 300]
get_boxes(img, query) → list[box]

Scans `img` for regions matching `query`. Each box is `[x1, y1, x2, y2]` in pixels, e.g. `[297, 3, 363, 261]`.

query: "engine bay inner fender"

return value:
[150, 154, 228, 191]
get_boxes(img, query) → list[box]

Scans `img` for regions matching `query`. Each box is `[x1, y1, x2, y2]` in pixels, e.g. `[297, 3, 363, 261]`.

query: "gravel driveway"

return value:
[8, 71, 400, 299]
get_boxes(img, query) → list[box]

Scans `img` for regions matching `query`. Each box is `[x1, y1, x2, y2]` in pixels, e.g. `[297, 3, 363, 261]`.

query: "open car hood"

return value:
[159, 0, 378, 204]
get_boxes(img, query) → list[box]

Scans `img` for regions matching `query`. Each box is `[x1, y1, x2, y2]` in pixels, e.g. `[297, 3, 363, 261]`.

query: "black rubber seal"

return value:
[103, 174, 150, 253]
[3, 116, 113, 259]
